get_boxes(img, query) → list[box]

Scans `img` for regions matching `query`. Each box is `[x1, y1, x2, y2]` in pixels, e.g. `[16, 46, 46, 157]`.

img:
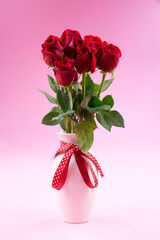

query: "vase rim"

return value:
[56, 130, 76, 136]
[56, 130, 77, 144]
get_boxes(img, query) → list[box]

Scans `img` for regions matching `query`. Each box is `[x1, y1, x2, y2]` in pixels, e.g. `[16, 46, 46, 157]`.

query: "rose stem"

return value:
[82, 72, 86, 99]
[97, 72, 107, 98]
[66, 116, 70, 133]
[67, 84, 74, 133]
[64, 118, 68, 133]
[71, 118, 74, 133]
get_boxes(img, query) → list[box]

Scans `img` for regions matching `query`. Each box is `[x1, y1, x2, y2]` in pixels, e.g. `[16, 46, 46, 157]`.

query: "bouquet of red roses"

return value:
[40, 29, 124, 152]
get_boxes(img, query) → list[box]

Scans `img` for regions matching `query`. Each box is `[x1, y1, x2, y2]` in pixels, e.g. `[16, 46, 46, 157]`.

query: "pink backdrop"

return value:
[0, 0, 160, 239]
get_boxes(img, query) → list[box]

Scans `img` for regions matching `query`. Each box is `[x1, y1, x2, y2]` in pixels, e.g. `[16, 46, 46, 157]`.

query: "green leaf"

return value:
[99, 110, 125, 128]
[80, 95, 91, 109]
[93, 84, 100, 96]
[85, 74, 94, 96]
[93, 78, 114, 96]
[87, 105, 111, 113]
[96, 112, 112, 132]
[72, 82, 82, 92]
[88, 96, 102, 108]
[60, 119, 66, 131]
[49, 107, 62, 113]
[72, 84, 79, 92]
[86, 96, 111, 113]
[73, 91, 83, 115]
[57, 89, 70, 112]
[41, 107, 62, 126]
[102, 95, 114, 108]
[74, 120, 95, 153]
[102, 78, 114, 91]
[38, 89, 58, 104]
[42, 109, 74, 126]
[48, 108, 66, 131]
[48, 75, 58, 93]
[84, 111, 97, 130]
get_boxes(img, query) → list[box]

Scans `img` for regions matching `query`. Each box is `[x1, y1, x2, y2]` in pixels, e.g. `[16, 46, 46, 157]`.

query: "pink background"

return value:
[0, 0, 160, 239]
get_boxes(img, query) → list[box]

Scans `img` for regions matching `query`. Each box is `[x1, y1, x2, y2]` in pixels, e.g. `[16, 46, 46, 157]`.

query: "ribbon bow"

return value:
[52, 141, 104, 190]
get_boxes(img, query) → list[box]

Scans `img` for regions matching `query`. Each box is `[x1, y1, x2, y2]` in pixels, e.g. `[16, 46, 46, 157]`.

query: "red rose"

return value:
[60, 29, 82, 58]
[98, 43, 122, 72]
[75, 42, 97, 74]
[54, 59, 78, 86]
[84, 36, 108, 63]
[61, 29, 82, 47]
[84, 35, 103, 50]
[95, 40, 108, 62]
[41, 35, 63, 67]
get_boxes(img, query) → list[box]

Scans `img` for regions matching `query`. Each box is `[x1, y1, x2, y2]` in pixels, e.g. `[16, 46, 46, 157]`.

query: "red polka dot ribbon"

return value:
[52, 141, 104, 190]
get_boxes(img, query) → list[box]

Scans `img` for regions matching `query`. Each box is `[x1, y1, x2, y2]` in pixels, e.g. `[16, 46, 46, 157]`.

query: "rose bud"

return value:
[41, 35, 63, 67]
[60, 29, 82, 59]
[98, 43, 122, 72]
[54, 58, 78, 87]
[75, 42, 97, 74]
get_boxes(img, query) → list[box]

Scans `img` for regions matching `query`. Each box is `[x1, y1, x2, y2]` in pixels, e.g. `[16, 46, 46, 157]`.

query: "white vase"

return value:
[52, 131, 98, 223]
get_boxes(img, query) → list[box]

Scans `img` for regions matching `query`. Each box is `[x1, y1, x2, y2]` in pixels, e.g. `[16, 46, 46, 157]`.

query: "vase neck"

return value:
[56, 131, 77, 145]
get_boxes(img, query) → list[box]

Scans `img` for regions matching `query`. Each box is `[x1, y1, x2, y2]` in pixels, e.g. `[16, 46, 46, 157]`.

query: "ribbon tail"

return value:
[74, 152, 98, 188]
[52, 148, 73, 190]
[53, 160, 70, 190]
[85, 152, 104, 178]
